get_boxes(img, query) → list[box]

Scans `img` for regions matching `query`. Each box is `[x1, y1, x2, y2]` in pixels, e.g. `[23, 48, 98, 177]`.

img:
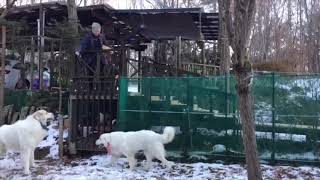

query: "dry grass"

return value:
[252, 61, 295, 72]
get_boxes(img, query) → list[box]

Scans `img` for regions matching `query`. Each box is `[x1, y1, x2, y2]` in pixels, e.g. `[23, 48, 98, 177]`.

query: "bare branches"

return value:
[247, 0, 256, 32]
[77, 0, 83, 7]
[0, 0, 18, 18]
[146, 0, 157, 9]
[225, 0, 235, 49]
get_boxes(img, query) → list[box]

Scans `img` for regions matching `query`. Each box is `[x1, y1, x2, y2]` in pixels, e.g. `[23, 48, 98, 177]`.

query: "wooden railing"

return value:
[181, 62, 219, 76]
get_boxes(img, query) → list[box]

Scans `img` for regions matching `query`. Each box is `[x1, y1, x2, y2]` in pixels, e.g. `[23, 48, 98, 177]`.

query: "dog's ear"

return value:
[101, 135, 106, 143]
[101, 134, 109, 144]
[33, 111, 44, 121]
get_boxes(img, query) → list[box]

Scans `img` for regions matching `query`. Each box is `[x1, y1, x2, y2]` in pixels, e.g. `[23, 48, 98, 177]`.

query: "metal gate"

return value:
[69, 51, 119, 152]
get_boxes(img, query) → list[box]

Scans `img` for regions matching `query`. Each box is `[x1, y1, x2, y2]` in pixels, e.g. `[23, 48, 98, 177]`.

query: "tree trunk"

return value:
[218, 0, 230, 74]
[0, 0, 16, 125]
[0, 26, 5, 125]
[67, 0, 79, 155]
[224, 0, 262, 179]
[235, 63, 262, 180]
[0, 0, 11, 125]
[67, 0, 79, 77]
[67, 0, 78, 35]
[39, 5, 44, 90]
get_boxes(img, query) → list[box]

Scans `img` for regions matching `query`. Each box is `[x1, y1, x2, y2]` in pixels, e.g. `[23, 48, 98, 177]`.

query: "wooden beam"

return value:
[138, 50, 141, 77]
[201, 41, 206, 75]
[30, 37, 35, 90]
[38, 5, 45, 90]
[175, 36, 181, 76]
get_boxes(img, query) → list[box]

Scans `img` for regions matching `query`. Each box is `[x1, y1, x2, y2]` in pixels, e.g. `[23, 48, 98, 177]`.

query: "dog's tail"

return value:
[162, 126, 175, 144]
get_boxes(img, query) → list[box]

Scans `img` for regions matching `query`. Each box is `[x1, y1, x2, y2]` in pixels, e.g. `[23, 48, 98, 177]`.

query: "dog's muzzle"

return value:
[97, 144, 104, 149]
[96, 139, 104, 149]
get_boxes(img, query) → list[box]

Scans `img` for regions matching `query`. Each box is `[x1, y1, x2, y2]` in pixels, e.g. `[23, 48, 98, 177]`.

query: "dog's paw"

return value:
[30, 163, 38, 168]
[143, 165, 151, 171]
[142, 161, 153, 171]
[128, 165, 137, 171]
[104, 163, 113, 168]
[165, 161, 174, 169]
[24, 169, 31, 175]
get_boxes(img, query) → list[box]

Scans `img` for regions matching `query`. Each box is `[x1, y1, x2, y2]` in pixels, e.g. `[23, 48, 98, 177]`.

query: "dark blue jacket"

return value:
[79, 32, 108, 65]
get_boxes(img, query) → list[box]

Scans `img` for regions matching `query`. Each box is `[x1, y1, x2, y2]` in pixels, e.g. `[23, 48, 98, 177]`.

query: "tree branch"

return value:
[146, 0, 157, 9]
[247, 0, 256, 35]
[77, 0, 83, 7]
[0, 0, 18, 18]
[225, 0, 235, 49]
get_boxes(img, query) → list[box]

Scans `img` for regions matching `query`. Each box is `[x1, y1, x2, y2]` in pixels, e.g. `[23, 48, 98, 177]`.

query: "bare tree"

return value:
[225, 0, 262, 179]
[66, 0, 79, 154]
[0, 23, 5, 126]
[218, 0, 230, 74]
[0, 0, 17, 125]
[247, 0, 320, 73]
[67, 0, 78, 35]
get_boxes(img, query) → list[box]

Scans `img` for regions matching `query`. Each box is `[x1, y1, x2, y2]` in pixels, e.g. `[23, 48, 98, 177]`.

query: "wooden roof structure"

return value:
[2, 2, 219, 42]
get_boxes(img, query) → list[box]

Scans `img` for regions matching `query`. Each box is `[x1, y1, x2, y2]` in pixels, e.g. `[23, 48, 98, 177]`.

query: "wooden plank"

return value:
[11, 112, 19, 124]
[19, 106, 29, 119]
[69, 95, 118, 100]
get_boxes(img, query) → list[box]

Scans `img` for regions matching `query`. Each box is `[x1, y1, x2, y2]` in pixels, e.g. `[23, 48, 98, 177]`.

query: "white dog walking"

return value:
[96, 127, 175, 170]
[0, 110, 54, 174]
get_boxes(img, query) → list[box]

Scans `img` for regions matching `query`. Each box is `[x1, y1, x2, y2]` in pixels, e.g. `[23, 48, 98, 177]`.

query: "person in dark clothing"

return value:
[15, 78, 30, 90]
[75, 22, 112, 77]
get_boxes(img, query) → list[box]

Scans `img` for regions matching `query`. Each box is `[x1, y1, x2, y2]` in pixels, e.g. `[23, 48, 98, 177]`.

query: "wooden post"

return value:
[138, 50, 142, 76]
[58, 40, 62, 114]
[178, 36, 181, 69]
[38, 5, 45, 90]
[58, 114, 64, 159]
[138, 50, 141, 91]
[213, 41, 218, 74]
[0, 26, 6, 125]
[49, 39, 54, 89]
[30, 37, 35, 90]
[120, 41, 127, 76]
[271, 72, 275, 164]
[58, 43, 63, 158]
[201, 41, 206, 75]
[175, 36, 181, 76]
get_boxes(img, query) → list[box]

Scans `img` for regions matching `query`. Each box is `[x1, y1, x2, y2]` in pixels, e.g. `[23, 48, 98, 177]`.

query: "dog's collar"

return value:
[39, 122, 49, 131]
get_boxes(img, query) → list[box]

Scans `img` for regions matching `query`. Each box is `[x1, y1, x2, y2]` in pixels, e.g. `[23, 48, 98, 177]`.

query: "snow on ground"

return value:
[36, 121, 68, 159]
[196, 128, 306, 142]
[1, 154, 320, 180]
[1, 121, 320, 180]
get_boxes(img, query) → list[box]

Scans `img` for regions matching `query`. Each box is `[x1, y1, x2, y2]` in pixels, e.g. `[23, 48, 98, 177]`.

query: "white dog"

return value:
[96, 126, 175, 170]
[0, 110, 54, 174]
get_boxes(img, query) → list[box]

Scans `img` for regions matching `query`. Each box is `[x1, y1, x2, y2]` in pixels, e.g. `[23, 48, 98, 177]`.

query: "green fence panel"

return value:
[4, 90, 29, 110]
[118, 73, 320, 163]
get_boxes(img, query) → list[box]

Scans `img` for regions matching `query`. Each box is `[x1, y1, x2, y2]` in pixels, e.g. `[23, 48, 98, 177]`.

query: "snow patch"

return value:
[37, 120, 68, 159]
[212, 144, 226, 153]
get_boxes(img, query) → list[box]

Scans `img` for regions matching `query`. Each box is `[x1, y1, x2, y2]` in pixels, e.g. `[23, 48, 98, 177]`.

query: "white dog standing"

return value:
[0, 110, 54, 174]
[96, 127, 175, 170]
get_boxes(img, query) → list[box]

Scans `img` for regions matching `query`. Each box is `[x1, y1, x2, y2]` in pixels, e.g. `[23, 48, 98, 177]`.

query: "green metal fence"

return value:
[118, 73, 320, 164]
[4, 90, 29, 110]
